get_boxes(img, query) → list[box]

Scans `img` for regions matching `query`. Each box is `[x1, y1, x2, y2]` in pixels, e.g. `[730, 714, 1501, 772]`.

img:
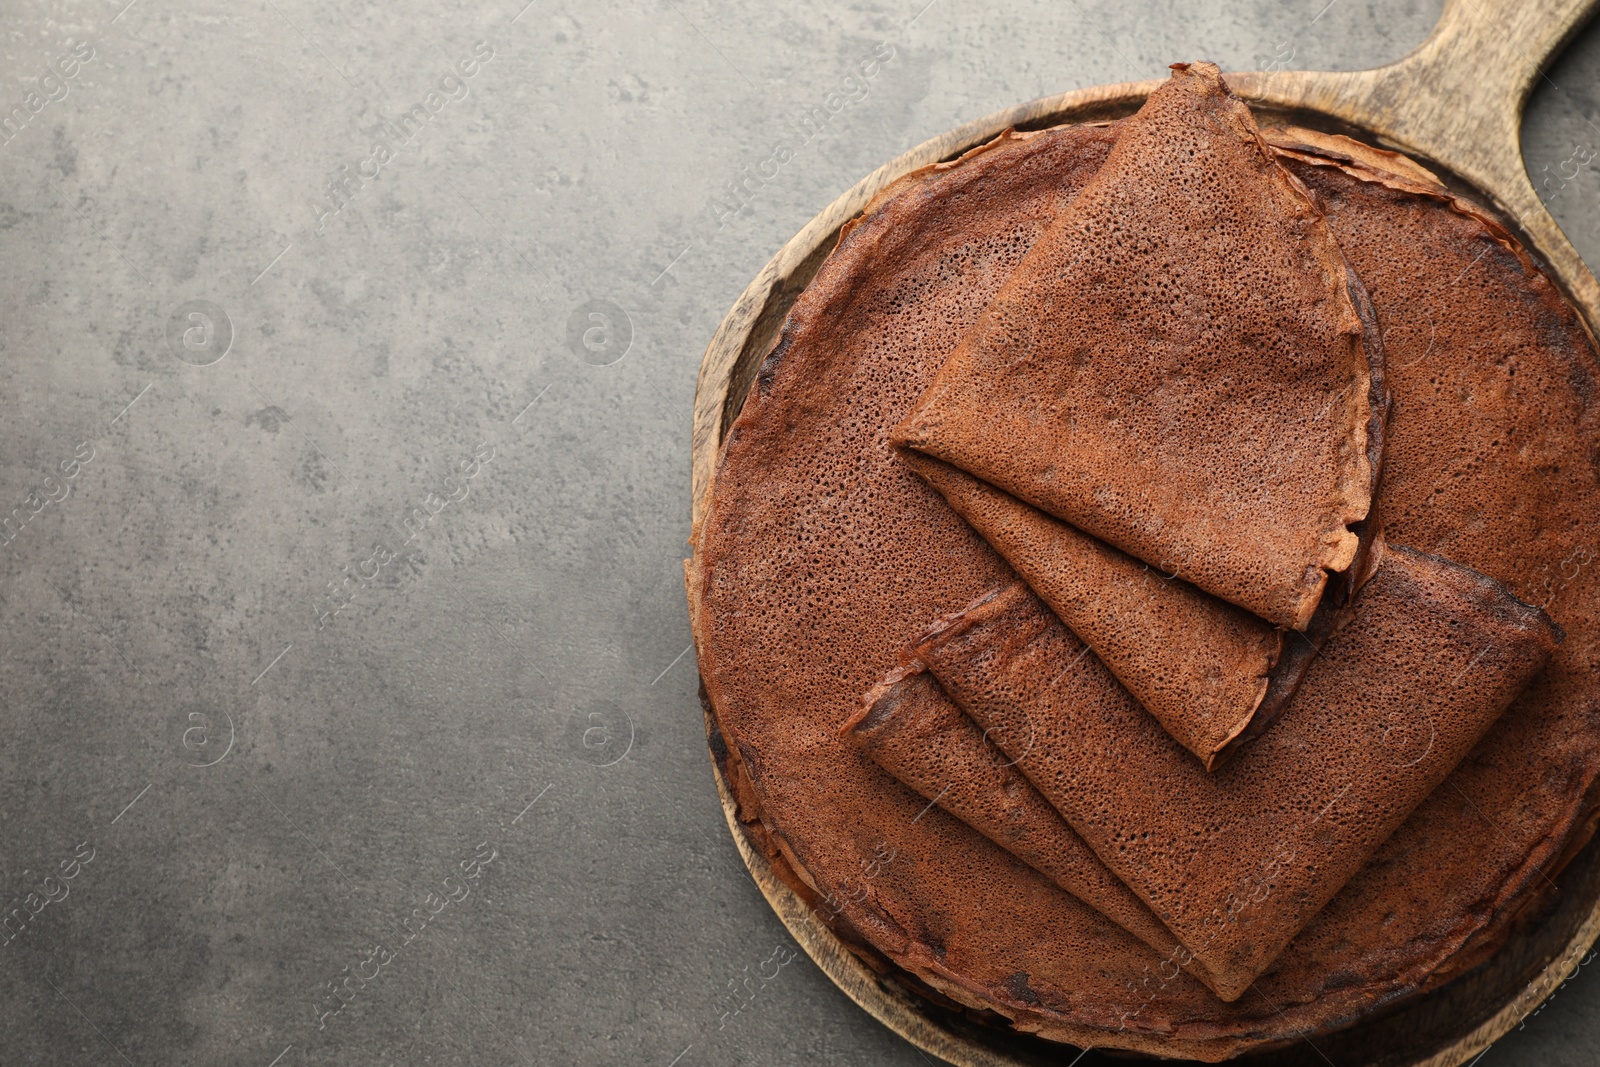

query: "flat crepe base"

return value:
[688, 78, 1600, 1067]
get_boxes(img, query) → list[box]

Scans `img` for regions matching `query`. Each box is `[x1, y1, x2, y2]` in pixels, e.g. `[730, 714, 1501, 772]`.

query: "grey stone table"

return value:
[1, 1, 1596, 1064]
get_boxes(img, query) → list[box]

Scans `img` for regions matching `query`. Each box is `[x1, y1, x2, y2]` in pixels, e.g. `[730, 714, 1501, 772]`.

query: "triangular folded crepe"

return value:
[899, 449, 1283, 767]
[894, 62, 1375, 630]
[912, 545, 1559, 1001]
[841, 664, 1224, 993]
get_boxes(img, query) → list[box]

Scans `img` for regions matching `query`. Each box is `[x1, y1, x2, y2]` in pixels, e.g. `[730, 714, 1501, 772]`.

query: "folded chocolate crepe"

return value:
[914, 547, 1560, 1001]
[894, 62, 1376, 630]
[841, 663, 1223, 992]
[899, 449, 1284, 767]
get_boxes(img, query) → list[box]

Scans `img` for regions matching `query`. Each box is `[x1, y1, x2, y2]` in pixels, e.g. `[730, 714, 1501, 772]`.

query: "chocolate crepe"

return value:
[913, 550, 1560, 1002]
[1241, 128, 1600, 1018]
[898, 450, 1283, 767]
[690, 112, 1600, 1055]
[893, 63, 1376, 631]
[691, 123, 1212, 1055]
[841, 663, 1221, 991]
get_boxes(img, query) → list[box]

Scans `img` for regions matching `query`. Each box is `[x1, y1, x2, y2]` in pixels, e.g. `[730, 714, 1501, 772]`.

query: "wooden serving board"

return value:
[689, 1, 1600, 1063]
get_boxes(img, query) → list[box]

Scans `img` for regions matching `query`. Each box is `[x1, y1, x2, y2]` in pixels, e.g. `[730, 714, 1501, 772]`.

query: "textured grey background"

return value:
[0, 0, 1597, 1064]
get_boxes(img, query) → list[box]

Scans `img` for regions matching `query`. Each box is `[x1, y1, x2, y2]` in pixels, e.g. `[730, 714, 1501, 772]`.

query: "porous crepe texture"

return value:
[1092, 131, 1600, 1043]
[893, 64, 1373, 631]
[1257, 130, 1600, 1013]
[687, 114, 1600, 1055]
[910, 551, 1560, 1003]
[843, 663, 1221, 992]
[899, 450, 1282, 768]
[691, 123, 1206, 1053]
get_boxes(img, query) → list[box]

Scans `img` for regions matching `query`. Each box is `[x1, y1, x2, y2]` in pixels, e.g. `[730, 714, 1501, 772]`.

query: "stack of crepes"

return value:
[688, 61, 1600, 1060]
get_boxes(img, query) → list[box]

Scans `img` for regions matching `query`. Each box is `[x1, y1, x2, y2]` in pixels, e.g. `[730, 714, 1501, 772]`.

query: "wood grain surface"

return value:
[690, 1, 1600, 1063]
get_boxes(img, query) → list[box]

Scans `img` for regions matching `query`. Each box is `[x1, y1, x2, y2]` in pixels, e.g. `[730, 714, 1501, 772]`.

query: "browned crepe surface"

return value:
[1230, 129, 1600, 1020]
[690, 123, 1221, 1055]
[842, 663, 1220, 991]
[893, 64, 1372, 630]
[899, 449, 1281, 768]
[912, 552, 1559, 1002]
[1094, 130, 1600, 1040]
[688, 114, 1600, 1054]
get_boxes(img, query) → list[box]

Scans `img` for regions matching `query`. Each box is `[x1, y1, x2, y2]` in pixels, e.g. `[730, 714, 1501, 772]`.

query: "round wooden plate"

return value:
[688, 2, 1600, 1063]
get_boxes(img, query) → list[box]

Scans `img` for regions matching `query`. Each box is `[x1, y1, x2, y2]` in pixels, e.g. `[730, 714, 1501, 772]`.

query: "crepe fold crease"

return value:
[900, 450, 1288, 767]
[841, 663, 1227, 995]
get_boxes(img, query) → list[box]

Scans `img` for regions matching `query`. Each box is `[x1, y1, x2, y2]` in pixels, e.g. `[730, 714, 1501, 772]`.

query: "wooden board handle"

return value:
[1389, 0, 1600, 136]
[1235, 0, 1598, 153]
